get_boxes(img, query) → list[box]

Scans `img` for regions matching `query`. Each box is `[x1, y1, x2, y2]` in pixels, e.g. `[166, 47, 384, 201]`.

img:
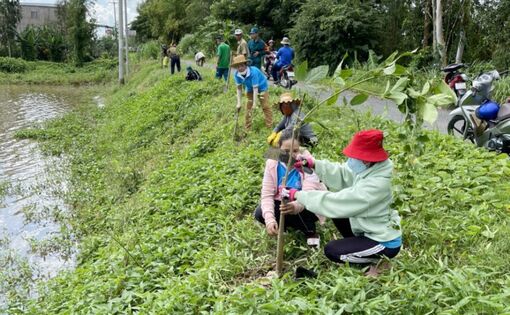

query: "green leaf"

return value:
[394, 64, 407, 76]
[391, 77, 409, 93]
[326, 92, 340, 106]
[383, 62, 396, 75]
[384, 51, 399, 65]
[350, 93, 369, 106]
[305, 65, 329, 83]
[408, 88, 421, 98]
[310, 118, 330, 130]
[427, 94, 455, 107]
[334, 76, 345, 87]
[422, 102, 438, 124]
[294, 60, 308, 81]
[334, 52, 349, 76]
[339, 69, 353, 79]
[387, 91, 407, 105]
[421, 81, 431, 95]
[434, 80, 458, 103]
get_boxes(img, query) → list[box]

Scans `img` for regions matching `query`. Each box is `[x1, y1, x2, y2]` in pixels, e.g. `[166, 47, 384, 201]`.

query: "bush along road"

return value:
[9, 62, 510, 314]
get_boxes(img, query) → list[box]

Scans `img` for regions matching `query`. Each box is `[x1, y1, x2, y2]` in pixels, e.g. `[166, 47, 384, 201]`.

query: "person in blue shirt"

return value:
[231, 55, 273, 130]
[272, 37, 295, 83]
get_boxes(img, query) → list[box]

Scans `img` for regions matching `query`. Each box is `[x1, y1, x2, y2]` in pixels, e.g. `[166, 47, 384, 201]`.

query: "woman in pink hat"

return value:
[280, 129, 402, 274]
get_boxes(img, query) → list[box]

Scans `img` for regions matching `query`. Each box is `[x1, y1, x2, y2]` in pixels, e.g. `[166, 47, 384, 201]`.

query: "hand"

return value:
[267, 132, 277, 145]
[279, 202, 302, 215]
[266, 221, 278, 236]
[281, 188, 298, 202]
[236, 102, 242, 110]
[254, 51, 259, 57]
[294, 156, 314, 170]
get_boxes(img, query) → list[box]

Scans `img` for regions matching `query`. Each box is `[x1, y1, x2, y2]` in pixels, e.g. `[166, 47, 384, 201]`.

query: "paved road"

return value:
[184, 59, 451, 134]
[294, 83, 451, 134]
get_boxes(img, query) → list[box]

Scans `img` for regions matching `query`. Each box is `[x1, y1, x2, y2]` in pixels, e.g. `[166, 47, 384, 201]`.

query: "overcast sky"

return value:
[21, 0, 142, 31]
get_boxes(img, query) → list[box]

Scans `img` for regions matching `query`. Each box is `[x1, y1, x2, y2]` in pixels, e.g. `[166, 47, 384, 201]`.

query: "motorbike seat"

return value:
[441, 63, 465, 73]
[491, 103, 510, 123]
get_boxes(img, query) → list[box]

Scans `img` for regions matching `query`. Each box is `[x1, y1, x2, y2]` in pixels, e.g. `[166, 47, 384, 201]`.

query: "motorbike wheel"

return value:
[266, 64, 272, 80]
[280, 72, 291, 89]
[447, 115, 474, 143]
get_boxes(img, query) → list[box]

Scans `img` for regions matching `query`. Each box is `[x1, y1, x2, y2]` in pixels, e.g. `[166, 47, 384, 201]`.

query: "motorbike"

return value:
[278, 64, 298, 89]
[441, 63, 469, 97]
[447, 70, 510, 154]
[264, 51, 276, 79]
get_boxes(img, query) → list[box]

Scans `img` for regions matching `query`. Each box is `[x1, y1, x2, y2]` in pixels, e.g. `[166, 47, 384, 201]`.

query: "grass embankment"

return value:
[11, 62, 510, 314]
[0, 58, 118, 85]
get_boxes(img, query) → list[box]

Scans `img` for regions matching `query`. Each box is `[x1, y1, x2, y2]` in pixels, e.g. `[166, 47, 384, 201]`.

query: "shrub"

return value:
[0, 57, 30, 73]
[136, 40, 160, 60]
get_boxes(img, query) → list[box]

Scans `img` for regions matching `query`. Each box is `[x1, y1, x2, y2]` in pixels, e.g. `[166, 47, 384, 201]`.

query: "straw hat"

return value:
[281, 37, 290, 45]
[231, 55, 251, 67]
[275, 92, 301, 106]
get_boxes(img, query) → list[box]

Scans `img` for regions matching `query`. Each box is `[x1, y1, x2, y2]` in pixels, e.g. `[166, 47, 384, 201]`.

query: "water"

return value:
[0, 85, 90, 304]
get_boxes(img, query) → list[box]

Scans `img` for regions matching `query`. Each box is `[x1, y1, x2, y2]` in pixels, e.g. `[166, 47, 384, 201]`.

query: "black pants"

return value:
[170, 56, 181, 74]
[325, 218, 400, 265]
[254, 200, 317, 236]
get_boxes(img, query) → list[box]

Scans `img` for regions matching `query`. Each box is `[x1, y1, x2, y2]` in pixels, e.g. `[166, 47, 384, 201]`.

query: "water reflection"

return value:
[0, 85, 89, 302]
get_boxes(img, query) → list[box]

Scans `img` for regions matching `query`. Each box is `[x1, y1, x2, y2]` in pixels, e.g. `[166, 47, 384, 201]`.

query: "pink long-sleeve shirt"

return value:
[260, 151, 326, 225]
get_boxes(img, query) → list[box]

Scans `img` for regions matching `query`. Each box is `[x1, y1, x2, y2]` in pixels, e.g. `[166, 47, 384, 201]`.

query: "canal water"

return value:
[0, 85, 93, 305]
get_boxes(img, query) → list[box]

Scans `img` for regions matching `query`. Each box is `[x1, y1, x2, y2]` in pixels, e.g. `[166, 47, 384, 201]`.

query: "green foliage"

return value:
[0, 59, 116, 85]
[9, 62, 510, 314]
[0, 57, 30, 73]
[17, 25, 67, 62]
[289, 0, 380, 69]
[62, 0, 96, 65]
[136, 40, 160, 60]
[0, 0, 21, 57]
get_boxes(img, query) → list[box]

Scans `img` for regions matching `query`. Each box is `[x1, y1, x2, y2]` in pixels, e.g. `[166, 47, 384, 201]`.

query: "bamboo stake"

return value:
[275, 95, 305, 277]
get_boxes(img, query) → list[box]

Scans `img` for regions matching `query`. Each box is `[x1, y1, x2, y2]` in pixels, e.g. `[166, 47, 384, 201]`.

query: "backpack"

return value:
[186, 69, 202, 81]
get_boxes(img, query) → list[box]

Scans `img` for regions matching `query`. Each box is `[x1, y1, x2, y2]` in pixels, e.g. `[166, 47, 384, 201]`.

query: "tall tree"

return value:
[289, 0, 380, 68]
[60, 0, 95, 65]
[0, 0, 21, 57]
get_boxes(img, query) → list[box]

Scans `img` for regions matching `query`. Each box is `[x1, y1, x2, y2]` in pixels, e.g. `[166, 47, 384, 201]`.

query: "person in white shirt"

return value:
[195, 51, 206, 67]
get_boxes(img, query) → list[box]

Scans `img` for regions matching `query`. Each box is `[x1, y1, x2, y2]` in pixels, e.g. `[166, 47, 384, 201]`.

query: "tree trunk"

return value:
[455, 30, 465, 64]
[435, 0, 447, 66]
[7, 41, 11, 57]
[423, 0, 431, 48]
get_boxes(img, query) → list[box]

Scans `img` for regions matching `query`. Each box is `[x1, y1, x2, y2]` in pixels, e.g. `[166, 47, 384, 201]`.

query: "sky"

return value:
[21, 0, 142, 34]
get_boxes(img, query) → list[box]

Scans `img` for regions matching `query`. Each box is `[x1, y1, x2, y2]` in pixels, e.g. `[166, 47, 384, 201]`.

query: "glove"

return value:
[294, 156, 314, 170]
[267, 132, 277, 145]
[271, 132, 281, 147]
[281, 188, 298, 202]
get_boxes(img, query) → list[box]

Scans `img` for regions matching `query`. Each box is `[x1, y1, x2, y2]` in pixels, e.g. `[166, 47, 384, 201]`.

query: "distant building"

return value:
[17, 3, 59, 32]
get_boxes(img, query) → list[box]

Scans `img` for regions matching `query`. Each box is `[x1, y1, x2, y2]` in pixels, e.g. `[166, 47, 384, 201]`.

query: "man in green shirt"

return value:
[248, 27, 266, 69]
[215, 35, 231, 81]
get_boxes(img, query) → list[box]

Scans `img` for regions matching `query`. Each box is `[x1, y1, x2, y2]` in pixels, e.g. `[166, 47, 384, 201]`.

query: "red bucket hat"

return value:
[342, 129, 389, 162]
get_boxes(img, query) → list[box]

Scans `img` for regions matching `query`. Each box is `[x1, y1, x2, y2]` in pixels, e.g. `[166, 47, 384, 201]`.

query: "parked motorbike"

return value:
[278, 64, 297, 89]
[447, 70, 510, 154]
[441, 63, 469, 97]
[264, 51, 276, 79]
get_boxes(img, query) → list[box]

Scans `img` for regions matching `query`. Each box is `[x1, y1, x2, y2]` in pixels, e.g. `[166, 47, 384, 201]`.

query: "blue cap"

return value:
[249, 27, 258, 34]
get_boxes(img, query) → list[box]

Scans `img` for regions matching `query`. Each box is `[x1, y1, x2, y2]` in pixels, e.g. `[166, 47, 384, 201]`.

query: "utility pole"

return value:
[111, 1, 117, 37]
[118, 0, 125, 84]
[124, 0, 129, 76]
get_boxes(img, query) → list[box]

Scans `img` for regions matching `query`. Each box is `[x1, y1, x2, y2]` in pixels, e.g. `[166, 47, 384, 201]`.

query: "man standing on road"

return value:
[272, 37, 294, 83]
[215, 35, 231, 81]
[248, 27, 266, 69]
[231, 55, 272, 131]
[235, 29, 249, 58]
